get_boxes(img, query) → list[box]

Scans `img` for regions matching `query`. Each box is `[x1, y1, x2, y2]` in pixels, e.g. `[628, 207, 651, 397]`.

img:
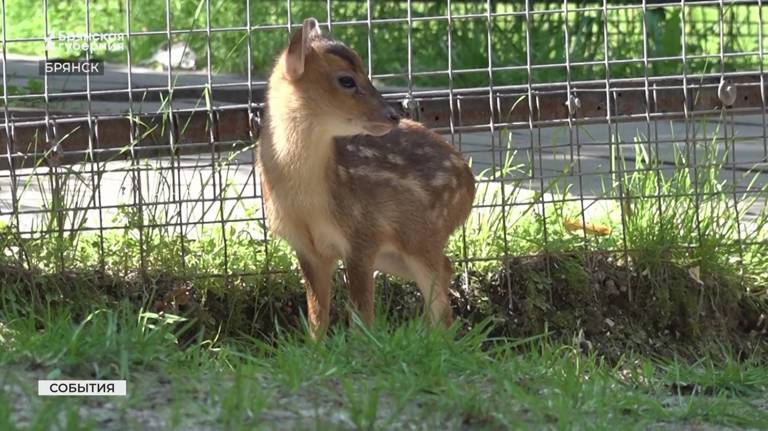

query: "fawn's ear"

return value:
[284, 18, 321, 80]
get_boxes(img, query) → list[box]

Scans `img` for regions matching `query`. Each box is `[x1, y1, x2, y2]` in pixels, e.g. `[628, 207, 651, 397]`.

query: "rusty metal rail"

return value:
[1, 73, 765, 169]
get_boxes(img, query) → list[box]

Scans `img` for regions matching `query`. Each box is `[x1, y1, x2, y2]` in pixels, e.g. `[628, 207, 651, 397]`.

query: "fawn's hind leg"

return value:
[374, 249, 454, 327]
[408, 254, 454, 327]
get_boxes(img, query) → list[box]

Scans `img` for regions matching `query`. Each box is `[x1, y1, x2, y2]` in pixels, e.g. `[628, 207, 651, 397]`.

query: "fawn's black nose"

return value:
[387, 108, 401, 123]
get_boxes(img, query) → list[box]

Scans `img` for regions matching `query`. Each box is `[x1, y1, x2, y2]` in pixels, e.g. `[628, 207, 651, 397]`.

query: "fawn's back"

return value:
[332, 121, 474, 259]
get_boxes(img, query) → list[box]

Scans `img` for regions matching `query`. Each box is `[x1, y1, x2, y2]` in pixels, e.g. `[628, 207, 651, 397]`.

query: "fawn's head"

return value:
[271, 18, 400, 137]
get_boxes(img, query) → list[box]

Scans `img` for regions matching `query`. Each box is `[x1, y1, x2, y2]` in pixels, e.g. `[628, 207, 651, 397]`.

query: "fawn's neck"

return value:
[260, 91, 336, 198]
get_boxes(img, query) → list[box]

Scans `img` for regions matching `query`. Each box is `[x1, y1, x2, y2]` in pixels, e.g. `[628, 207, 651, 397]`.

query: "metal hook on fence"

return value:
[718, 77, 737, 107]
[565, 93, 581, 115]
[402, 96, 419, 121]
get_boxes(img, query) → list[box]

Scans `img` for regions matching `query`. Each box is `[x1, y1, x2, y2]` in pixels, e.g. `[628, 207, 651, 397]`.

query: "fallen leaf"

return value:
[688, 266, 704, 286]
[565, 218, 612, 236]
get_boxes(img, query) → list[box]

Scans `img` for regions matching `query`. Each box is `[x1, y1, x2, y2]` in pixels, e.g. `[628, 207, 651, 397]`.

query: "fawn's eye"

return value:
[337, 75, 357, 89]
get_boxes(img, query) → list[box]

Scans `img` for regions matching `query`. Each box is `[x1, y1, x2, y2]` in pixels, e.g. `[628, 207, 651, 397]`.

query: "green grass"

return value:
[1, 305, 767, 430]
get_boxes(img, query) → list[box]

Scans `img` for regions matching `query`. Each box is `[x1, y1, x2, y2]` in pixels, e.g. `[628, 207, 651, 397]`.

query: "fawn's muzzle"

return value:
[363, 105, 400, 136]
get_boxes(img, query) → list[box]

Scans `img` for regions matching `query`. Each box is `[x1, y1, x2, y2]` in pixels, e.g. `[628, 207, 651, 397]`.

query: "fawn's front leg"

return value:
[298, 253, 335, 339]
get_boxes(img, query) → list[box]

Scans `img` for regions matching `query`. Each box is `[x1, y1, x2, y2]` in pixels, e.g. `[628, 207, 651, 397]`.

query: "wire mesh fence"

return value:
[0, 0, 766, 294]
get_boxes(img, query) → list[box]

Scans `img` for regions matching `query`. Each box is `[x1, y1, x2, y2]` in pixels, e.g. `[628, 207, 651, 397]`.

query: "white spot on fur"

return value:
[358, 146, 378, 158]
[349, 202, 363, 220]
[431, 173, 449, 187]
[337, 166, 349, 181]
[387, 154, 405, 165]
[400, 176, 429, 202]
[346, 168, 428, 202]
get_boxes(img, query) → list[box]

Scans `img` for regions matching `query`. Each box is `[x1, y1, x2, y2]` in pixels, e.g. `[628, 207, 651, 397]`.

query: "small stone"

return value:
[579, 339, 593, 353]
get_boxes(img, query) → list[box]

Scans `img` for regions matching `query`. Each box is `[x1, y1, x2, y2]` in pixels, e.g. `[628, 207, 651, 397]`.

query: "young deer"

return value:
[258, 18, 475, 338]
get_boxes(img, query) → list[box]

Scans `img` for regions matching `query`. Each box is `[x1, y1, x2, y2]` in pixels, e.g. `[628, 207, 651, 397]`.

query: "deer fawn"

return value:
[258, 18, 475, 338]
